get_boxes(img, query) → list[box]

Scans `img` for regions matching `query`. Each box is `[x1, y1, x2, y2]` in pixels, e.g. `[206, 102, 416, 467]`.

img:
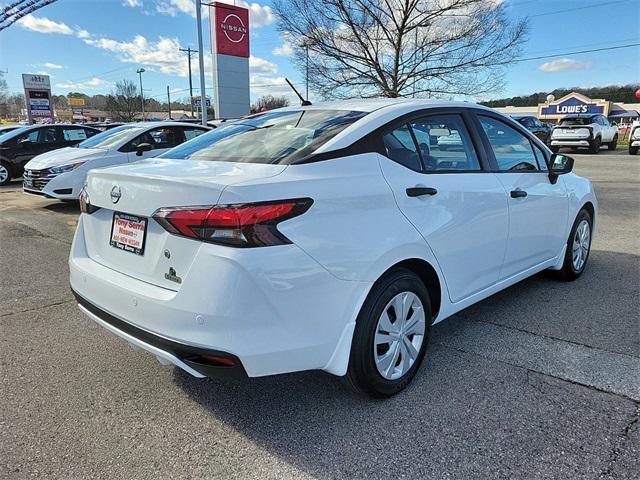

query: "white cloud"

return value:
[83, 34, 191, 76]
[539, 58, 592, 73]
[154, 0, 274, 28]
[76, 29, 90, 39]
[249, 55, 277, 74]
[56, 78, 112, 90]
[123, 0, 143, 6]
[17, 16, 73, 35]
[272, 42, 293, 57]
[44, 62, 64, 69]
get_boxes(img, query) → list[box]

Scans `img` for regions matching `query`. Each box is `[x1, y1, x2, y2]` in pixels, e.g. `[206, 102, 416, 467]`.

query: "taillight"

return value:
[152, 198, 313, 247]
[79, 186, 100, 214]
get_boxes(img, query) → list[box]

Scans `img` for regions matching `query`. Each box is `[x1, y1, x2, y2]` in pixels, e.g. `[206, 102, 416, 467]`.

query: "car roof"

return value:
[276, 98, 491, 114]
[127, 121, 210, 128]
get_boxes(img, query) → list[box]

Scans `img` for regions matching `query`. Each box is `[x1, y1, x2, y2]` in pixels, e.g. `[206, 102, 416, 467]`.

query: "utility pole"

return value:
[136, 68, 146, 120]
[305, 44, 309, 101]
[167, 85, 172, 120]
[195, 0, 207, 126]
[179, 46, 197, 118]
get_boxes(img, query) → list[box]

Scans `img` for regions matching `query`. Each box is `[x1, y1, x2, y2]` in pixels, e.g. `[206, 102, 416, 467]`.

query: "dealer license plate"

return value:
[110, 212, 147, 256]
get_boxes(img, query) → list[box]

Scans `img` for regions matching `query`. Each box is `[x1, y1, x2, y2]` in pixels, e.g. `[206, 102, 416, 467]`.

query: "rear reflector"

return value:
[153, 198, 313, 247]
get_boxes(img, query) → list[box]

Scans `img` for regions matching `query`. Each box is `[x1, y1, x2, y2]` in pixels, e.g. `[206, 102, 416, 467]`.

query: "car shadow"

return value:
[43, 200, 80, 214]
[172, 248, 639, 479]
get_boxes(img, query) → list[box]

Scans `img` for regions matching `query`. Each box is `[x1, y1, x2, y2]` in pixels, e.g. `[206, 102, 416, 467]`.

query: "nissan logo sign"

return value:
[110, 186, 122, 204]
[220, 13, 247, 43]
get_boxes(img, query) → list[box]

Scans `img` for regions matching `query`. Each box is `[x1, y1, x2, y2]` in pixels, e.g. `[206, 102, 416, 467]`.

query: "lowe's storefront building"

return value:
[496, 92, 640, 125]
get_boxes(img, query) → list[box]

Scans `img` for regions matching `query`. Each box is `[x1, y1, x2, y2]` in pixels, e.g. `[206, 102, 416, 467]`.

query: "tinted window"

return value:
[147, 126, 182, 149]
[479, 116, 539, 171]
[410, 114, 480, 171]
[383, 124, 422, 171]
[21, 127, 57, 144]
[560, 117, 594, 126]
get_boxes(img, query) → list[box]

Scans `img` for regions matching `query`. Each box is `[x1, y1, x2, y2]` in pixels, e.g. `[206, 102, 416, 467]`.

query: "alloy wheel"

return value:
[572, 219, 591, 271]
[374, 291, 426, 380]
[0, 164, 9, 184]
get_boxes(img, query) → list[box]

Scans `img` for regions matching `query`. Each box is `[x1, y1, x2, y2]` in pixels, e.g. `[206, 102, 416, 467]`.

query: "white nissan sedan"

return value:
[23, 122, 209, 200]
[70, 100, 597, 397]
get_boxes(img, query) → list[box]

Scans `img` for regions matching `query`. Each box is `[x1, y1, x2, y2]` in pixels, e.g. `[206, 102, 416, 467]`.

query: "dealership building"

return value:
[495, 91, 640, 125]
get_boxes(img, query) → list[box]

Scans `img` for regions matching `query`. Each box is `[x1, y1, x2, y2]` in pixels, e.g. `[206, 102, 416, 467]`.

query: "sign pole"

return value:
[196, 0, 207, 126]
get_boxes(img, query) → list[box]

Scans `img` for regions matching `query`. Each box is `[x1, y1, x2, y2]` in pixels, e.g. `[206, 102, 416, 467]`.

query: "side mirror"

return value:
[548, 153, 574, 184]
[135, 142, 153, 156]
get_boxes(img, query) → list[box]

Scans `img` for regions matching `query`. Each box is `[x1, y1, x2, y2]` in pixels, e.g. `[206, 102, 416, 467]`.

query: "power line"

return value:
[513, 43, 640, 63]
[529, 0, 631, 18]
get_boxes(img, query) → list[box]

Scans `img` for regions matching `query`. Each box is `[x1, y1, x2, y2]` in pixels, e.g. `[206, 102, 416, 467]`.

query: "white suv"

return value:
[550, 114, 618, 154]
[70, 100, 597, 397]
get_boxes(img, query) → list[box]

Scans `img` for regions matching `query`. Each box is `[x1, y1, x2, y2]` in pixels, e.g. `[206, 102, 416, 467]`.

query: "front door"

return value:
[378, 112, 509, 303]
[476, 114, 569, 279]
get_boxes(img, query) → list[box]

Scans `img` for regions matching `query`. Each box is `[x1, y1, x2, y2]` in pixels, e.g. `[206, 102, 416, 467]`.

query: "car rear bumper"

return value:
[69, 214, 371, 378]
[73, 289, 247, 378]
[550, 140, 590, 147]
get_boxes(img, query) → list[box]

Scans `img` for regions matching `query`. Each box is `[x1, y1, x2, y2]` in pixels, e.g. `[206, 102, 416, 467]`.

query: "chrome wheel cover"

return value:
[374, 291, 426, 380]
[0, 164, 8, 183]
[572, 219, 591, 271]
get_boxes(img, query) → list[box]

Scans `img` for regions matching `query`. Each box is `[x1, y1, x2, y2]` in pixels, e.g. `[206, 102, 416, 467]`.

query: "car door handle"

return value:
[510, 189, 528, 198]
[406, 187, 438, 197]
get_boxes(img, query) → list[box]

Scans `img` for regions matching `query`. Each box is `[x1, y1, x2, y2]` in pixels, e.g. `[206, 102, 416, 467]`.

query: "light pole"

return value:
[136, 68, 146, 121]
[195, 0, 207, 126]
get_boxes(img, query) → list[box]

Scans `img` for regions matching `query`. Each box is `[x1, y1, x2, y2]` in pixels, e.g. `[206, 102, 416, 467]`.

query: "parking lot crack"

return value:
[0, 299, 74, 318]
[473, 318, 640, 360]
[599, 405, 640, 478]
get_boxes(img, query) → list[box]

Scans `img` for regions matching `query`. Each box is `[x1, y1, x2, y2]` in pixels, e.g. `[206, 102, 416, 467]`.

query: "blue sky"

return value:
[0, 0, 638, 104]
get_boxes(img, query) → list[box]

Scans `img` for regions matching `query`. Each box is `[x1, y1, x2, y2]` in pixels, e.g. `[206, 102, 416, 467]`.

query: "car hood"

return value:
[24, 147, 106, 170]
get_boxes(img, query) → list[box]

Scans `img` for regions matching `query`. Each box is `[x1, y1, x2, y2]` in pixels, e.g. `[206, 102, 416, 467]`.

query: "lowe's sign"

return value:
[538, 92, 609, 119]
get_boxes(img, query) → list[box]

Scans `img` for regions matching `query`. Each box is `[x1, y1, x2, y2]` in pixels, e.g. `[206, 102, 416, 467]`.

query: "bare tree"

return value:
[251, 95, 290, 113]
[105, 79, 141, 122]
[273, 0, 528, 99]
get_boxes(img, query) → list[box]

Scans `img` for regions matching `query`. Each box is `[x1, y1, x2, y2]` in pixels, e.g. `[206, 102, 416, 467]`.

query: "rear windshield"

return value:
[560, 117, 594, 126]
[159, 109, 366, 164]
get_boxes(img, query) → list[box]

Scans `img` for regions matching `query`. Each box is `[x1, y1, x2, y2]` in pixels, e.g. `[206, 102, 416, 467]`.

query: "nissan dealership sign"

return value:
[209, 2, 250, 118]
[22, 73, 53, 123]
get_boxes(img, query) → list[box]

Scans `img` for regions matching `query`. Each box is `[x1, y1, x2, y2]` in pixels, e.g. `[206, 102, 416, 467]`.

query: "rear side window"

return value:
[160, 109, 366, 164]
[410, 114, 480, 172]
[62, 127, 88, 141]
[183, 128, 207, 141]
[382, 125, 422, 171]
[478, 116, 540, 171]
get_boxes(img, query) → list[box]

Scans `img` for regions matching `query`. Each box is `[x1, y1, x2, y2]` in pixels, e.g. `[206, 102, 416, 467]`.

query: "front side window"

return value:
[479, 116, 540, 172]
[35, 127, 58, 144]
[159, 109, 366, 164]
[147, 126, 183, 149]
[79, 124, 143, 150]
[410, 114, 480, 172]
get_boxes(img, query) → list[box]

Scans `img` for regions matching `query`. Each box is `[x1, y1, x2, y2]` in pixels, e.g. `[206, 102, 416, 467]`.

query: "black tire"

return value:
[555, 208, 593, 281]
[344, 268, 432, 398]
[0, 160, 11, 186]
[608, 135, 618, 151]
[550, 146, 560, 153]
[589, 137, 601, 154]
[629, 146, 638, 155]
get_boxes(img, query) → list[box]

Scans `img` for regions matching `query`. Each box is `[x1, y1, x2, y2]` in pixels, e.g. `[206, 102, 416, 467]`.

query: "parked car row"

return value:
[62, 99, 598, 397]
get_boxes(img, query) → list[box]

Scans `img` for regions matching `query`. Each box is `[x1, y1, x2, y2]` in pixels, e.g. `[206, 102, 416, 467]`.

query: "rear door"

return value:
[475, 114, 568, 279]
[377, 110, 509, 303]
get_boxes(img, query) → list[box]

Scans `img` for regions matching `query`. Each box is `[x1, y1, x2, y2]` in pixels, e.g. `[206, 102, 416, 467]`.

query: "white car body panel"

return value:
[69, 100, 598, 379]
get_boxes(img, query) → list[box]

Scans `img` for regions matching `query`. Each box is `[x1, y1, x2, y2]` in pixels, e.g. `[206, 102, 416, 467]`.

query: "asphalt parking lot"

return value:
[1, 150, 638, 479]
